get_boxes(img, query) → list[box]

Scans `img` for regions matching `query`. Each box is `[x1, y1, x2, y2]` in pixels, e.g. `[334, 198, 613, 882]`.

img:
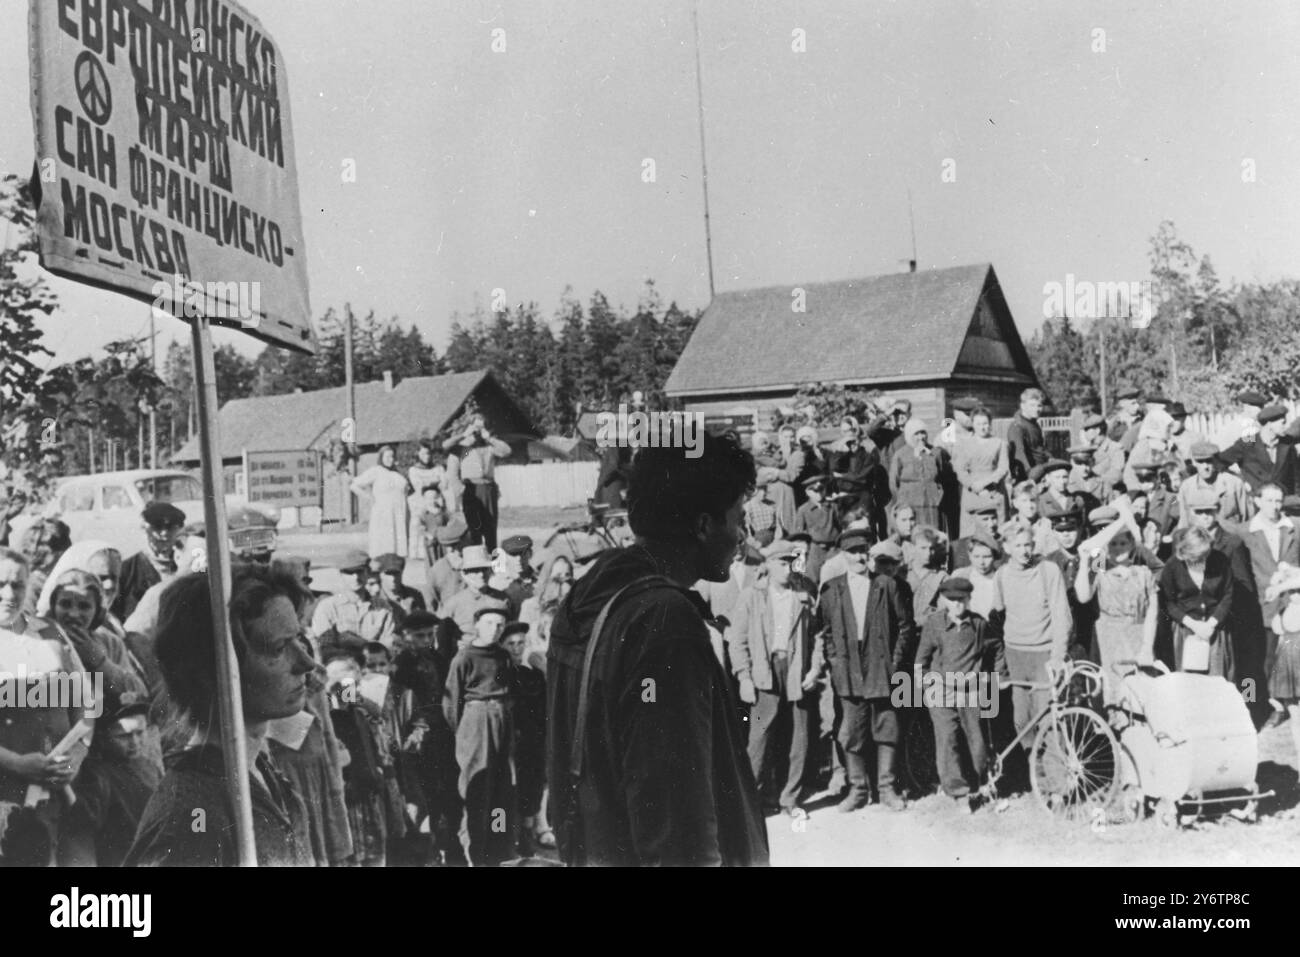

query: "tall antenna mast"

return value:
[692, 1, 716, 300]
[907, 187, 918, 272]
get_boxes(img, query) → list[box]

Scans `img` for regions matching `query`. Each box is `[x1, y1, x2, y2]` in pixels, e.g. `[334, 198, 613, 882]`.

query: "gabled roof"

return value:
[664, 263, 1026, 396]
[172, 370, 527, 463]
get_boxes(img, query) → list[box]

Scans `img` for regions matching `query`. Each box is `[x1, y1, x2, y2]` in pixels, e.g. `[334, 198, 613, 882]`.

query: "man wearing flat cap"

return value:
[728, 540, 823, 818]
[114, 501, 187, 620]
[792, 473, 839, 584]
[1219, 404, 1300, 497]
[427, 516, 470, 609]
[493, 535, 536, 619]
[950, 502, 1003, 572]
[1177, 441, 1252, 531]
[1066, 443, 1109, 503]
[815, 527, 916, 811]
[311, 549, 397, 648]
[1080, 413, 1125, 491]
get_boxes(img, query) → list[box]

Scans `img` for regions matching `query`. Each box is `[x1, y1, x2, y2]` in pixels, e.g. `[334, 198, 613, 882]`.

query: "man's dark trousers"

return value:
[463, 480, 500, 551]
[747, 651, 814, 809]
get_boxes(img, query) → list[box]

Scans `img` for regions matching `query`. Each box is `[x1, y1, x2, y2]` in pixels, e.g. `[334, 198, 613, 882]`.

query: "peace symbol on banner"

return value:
[74, 51, 112, 125]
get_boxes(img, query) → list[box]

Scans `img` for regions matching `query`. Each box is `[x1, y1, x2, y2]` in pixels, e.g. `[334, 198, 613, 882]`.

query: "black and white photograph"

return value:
[0, 0, 1295, 925]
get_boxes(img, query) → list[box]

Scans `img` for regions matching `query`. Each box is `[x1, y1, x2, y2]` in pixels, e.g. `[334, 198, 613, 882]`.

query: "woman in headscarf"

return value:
[518, 553, 574, 673]
[352, 445, 413, 558]
[38, 541, 148, 707]
[888, 418, 952, 533]
[407, 442, 446, 558]
[0, 549, 96, 866]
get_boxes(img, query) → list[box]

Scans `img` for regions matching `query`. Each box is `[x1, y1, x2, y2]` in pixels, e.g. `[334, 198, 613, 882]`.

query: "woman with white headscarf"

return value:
[888, 418, 952, 533]
[37, 540, 148, 708]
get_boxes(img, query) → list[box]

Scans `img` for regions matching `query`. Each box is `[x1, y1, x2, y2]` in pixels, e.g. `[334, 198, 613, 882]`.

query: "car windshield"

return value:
[136, 475, 203, 504]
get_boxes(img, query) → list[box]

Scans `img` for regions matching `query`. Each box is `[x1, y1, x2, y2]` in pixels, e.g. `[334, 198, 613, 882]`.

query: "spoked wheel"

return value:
[901, 707, 940, 797]
[1030, 707, 1120, 822]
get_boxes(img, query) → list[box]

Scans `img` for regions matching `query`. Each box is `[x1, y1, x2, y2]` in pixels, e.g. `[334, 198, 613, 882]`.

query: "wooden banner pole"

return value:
[191, 312, 258, 867]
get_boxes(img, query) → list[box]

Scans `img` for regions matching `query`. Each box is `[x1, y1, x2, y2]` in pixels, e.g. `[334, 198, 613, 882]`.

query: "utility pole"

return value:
[692, 1, 715, 301]
[344, 308, 357, 524]
[150, 308, 158, 468]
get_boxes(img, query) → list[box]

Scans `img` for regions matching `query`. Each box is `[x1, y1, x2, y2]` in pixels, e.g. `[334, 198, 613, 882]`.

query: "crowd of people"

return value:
[0, 413, 563, 868]
[1, 386, 1297, 867]
[701, 386, 1300, 818]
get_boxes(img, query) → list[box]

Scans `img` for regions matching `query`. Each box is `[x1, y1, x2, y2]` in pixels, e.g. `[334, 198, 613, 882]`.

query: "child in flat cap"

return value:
[914, 577, 1006, 811]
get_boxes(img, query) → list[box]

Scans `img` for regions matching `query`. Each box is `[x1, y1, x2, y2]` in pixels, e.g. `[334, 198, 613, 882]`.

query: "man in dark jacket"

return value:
[1220, 404, 1300, 496]
[547, 431, 769, 866]
[114, 502, 185, 621]
[816, 531, 917, 811]
[1005, 388, 1048, 485]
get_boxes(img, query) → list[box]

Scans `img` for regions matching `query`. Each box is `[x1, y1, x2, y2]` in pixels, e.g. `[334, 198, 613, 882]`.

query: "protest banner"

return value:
[28, 0, 314, 350]
[27, 0, 320, 865]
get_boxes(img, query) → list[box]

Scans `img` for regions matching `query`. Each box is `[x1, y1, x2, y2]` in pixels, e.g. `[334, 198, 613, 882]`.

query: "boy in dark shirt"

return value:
[915, 577, 1006, 812]
[66, 695, 162, 867]
[504, 621, 548, 857]
[443, 606, 516, 866]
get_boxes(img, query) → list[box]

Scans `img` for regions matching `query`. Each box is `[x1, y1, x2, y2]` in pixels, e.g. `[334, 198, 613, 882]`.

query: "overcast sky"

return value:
[2, 0, 1298, 369]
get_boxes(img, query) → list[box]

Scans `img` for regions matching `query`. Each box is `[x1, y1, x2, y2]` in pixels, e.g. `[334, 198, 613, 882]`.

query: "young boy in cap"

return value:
[1126, 460, 1180, 559]
[443, 606, 517, 866]
[915, 577, 1005, 810]
[502, 620, 551, 854]
[114, 501, 186, 620]
[793, 474, 839, 584]
[1178, 442, 1252, 531]
[950, 503, 1002, 571]
[730, 539, 822, 818]
[64, 693, 163, 867]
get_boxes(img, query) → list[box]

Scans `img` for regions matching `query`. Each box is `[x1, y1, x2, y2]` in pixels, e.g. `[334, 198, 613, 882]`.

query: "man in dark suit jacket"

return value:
[815, 529, 916, 812]
[1240, 482, 1299, 725]
[1219, 404, 1300, 496]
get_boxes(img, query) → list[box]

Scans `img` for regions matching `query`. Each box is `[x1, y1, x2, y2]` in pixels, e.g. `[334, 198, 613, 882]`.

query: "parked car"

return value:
[12, 469, 280, 560]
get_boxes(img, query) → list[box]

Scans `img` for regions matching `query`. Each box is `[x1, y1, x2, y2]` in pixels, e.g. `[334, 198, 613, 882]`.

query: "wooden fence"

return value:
[497, 461, 600, 509]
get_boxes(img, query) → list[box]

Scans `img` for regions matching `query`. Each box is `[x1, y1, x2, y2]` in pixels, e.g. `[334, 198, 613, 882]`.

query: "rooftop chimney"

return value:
[382, 370, 394, 392]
